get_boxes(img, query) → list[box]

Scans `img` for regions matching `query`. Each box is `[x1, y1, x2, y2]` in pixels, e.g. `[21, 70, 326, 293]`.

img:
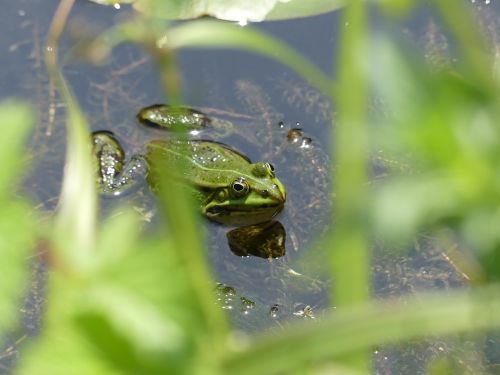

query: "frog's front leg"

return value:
[92, 131, 147, 197]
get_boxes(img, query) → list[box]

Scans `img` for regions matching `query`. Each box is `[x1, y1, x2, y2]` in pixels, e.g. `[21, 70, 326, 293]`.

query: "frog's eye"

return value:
[266, 163, 275, 177]
[230, 178, 250, 198]
[252, 162, 275, 178]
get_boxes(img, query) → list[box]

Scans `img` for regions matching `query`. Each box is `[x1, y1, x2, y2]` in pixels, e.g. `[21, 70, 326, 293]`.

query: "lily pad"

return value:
[130, 0, 345, 22]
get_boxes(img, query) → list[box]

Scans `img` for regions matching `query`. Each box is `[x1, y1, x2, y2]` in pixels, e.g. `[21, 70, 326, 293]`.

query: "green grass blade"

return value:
[329, 1, 370, 370]
[222, 286, 500, 375]
[53, 81, 97, 267]
[153, 156, 229, 359]
[434, 0, 495, 95]
[45, 0, 97, 268]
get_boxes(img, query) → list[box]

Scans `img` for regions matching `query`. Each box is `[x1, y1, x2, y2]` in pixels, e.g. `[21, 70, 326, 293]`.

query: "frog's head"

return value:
[203, 162, 286, 225]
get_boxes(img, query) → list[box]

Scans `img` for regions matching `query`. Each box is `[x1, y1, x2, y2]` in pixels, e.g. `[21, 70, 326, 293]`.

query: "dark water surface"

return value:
[1, 1, 500, 374]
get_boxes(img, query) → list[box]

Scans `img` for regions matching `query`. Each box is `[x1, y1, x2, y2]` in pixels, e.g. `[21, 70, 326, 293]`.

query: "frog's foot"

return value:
[100, 155, 147, 197]
[92, 131, 147, 197]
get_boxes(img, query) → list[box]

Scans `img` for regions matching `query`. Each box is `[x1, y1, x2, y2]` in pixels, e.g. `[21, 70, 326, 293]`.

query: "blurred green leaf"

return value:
[74, 312, 147, 373]
[79, 284, 185, 352]
[0, 102, 35, 196]
[369, 25, 500, 279]
[434, 0, 494, 94]
[0, 101, 35, 334]
[19, 208, 220, 374]
[17, 309, 121, 375]
[0, 202, 34, 333]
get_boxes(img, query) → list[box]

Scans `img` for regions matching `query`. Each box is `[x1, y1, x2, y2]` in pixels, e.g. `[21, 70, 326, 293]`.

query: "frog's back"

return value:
[146, 139, 253, 187]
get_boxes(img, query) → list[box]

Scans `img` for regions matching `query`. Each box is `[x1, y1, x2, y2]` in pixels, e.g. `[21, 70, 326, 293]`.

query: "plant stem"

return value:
[330, 0, 370, 371]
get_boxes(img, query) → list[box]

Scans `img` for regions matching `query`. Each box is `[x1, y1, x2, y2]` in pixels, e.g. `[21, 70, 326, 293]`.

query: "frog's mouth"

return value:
[205, 204, 284, 225]
[207, 204, 281, 214]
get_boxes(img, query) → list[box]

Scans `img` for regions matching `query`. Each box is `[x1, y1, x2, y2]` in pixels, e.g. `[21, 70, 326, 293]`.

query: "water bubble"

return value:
[221, 285, 236, 296]
[269, 303, 280, 318]
[189, 130, 201, 136]
[215, 283, 237, 310]
[287, 128, 303, 143]
[278, 121, 285, 129]
[293, 304, 315, 319]
[240, 297, 255, 315]
[300, 137, 312, 149]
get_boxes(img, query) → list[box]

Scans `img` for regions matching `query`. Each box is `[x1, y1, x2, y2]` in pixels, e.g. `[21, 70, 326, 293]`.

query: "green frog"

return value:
[92, 104, 286, 225]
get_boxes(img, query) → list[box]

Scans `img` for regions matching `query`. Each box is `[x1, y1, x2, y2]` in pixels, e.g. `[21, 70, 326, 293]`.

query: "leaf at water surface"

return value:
[265, 0, 347, 20]
[132, 0, 282, 22]
[87, 0, 134, 4]
[127, 0, 345, 21]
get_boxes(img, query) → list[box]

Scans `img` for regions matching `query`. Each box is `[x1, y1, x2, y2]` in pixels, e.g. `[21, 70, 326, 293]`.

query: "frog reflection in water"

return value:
[92, 105, 286, 226]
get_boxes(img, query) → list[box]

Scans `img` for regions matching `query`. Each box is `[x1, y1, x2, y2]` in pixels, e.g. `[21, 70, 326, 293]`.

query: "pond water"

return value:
[1, 0, 500, 374]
